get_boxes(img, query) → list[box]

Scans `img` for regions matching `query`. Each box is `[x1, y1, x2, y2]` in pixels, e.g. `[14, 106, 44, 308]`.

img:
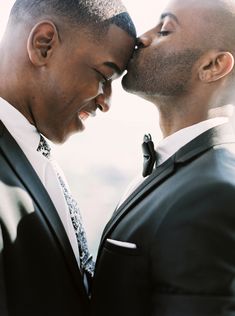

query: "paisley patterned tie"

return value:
[37, 135, 95, 277]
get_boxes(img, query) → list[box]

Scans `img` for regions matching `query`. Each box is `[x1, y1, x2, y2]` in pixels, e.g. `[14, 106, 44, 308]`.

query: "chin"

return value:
[45, 129, 71, 144]
[122, 73, 145, 96]
[121, 73, 135, 93]
[50, 134, 67, 145]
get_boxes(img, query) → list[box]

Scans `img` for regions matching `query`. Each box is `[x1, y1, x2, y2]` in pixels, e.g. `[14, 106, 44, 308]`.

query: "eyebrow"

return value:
[160, 12, 180, 25]
[103, 62, 122, 75]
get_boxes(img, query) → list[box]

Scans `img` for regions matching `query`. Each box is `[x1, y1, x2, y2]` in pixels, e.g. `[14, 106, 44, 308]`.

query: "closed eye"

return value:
[100, 73, 108, 84]
[95, 69, 109, 84]
[158, 30, 170, 37]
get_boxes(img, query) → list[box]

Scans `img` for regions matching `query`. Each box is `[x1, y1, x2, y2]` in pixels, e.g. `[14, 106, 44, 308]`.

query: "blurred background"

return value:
[0, 0, 168, 257]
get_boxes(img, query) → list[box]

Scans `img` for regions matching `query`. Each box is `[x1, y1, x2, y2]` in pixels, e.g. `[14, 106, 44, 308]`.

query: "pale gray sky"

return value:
[0, 1, 167, 256]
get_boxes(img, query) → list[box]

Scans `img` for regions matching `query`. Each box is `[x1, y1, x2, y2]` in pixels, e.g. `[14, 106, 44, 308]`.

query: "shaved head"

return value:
[122, 0, 235, 137]
[201, 0, 235, 54]
[123, 0, 235, 105]
[165, 0, 235, 54]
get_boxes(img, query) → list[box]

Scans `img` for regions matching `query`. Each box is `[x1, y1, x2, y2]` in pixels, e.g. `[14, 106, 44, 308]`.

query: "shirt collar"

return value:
[156, 116, 229, 165]
[0, 97, 40, 151]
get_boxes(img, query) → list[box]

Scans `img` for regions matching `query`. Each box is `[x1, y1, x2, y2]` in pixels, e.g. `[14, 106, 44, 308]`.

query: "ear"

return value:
[198, 51, 234, 83]
[27, 21, 59, 66]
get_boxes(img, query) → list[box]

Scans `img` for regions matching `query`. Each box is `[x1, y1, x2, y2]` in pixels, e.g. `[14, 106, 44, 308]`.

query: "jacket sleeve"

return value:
[150, 181, 235, 315]
[0, 223, 8, 316]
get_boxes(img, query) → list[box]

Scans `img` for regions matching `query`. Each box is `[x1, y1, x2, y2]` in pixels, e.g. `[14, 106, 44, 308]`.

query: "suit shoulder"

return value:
[175, 143, 235, 189]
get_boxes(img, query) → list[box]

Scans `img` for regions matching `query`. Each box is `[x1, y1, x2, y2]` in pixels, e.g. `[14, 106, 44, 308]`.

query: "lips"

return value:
[78, 110, 96, 121]
[79, 111, 90, 121]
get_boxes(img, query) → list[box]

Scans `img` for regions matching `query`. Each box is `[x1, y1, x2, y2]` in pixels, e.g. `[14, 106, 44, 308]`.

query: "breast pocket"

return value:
[94, 238, 149, 314]
[104, 238, 141, 256]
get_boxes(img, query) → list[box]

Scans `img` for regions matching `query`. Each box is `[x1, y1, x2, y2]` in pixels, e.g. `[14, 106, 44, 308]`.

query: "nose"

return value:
[137, 31, 152, 49]
[95, 81, 112, 113]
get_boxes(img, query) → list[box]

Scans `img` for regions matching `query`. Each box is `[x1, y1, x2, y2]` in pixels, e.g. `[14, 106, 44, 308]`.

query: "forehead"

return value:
[73, 24, 135, 73]
[165, 0, 221, 11]
[97, 24, 135, 71]
[161, 0, 223, 41]
[163, 0, 221, 26]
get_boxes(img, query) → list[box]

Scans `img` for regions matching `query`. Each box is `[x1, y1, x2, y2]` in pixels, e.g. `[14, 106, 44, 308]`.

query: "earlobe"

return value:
[27, 21, 59, 66]
[199, 51, 234, 83]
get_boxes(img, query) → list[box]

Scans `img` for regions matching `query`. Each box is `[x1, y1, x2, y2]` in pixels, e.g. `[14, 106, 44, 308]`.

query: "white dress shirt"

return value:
[0, 97, 80, 266]
[118, 116, 229, 206]
[156, 117, 229, 165]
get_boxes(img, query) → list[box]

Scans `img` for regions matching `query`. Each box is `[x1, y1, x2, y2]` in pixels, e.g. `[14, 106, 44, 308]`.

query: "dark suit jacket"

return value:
[91, 123, 235, 316]
[0, 121, 89, 316]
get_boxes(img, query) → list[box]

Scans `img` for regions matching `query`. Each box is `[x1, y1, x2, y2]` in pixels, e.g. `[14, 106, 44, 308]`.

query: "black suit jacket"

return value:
[91, 123, 235, 316]
[0, 121, 89, 316]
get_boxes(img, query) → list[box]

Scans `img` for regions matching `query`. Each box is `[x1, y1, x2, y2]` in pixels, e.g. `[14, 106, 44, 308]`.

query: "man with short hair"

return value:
[0, 0, 135, 315]
[91, 0, 235, 315]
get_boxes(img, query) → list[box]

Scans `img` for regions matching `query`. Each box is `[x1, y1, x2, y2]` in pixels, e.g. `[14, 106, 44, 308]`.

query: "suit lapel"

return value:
[174, 122, 235, 163]
[100, 156, 176, 247]
[100, 122, 235, 249]
[0, 122, 88, 300]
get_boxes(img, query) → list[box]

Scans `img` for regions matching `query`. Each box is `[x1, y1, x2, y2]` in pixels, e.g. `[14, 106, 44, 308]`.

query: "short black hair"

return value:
[9, 0, 136, 38]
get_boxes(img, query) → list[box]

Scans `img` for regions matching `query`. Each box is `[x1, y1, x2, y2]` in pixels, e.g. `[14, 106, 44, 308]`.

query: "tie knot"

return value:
[37, 135, 51, 158]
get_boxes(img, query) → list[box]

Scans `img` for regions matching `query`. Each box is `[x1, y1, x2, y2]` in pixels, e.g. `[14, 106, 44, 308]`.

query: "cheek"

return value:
[62, 78, 100, 105]
[76, 79, 101, 103]
[50, 65, 101, 106]
[135, 52, 153, 73]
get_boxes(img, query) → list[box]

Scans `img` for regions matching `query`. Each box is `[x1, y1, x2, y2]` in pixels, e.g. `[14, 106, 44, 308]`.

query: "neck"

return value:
[152, 94, 234, 138]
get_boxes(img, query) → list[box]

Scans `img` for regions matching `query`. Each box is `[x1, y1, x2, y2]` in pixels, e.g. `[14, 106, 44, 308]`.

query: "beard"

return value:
[122, 47, 203, 97]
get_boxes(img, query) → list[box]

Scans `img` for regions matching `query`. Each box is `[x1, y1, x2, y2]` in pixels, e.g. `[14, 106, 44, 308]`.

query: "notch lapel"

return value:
[0, 122, 88, 300]
[100, 156, 176, 247]
[100, 122, 235, 251]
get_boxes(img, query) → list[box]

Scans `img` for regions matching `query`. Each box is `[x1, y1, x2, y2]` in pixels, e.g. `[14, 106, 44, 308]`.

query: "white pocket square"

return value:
[106, 239, 137, 249]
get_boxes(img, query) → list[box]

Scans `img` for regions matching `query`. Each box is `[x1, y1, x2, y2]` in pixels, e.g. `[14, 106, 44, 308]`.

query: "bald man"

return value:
[91, 0, 235, 315]
[0, 0, 135, 315]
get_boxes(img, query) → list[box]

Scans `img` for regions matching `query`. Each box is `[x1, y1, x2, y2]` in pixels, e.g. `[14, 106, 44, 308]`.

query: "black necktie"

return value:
[142, 134, 156, 177]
